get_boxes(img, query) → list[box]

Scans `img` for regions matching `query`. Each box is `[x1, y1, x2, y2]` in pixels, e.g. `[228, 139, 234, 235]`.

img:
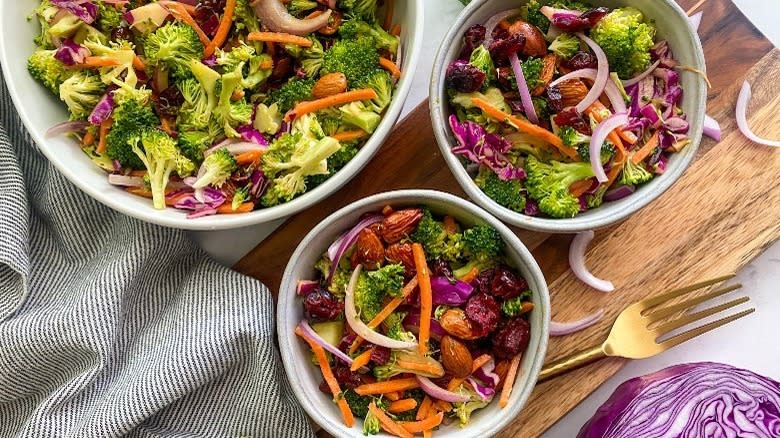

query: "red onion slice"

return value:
[483, 8, 522, 48]
[736, 81, 780, 147]
[703, 114, 722, 141]
[551, 68, 626, 114]
[296, 280, 319, 296]
[297, 320, 356, 367]
[575, 32, 610, 114]
[590, 113, 629, 183]
[622, 60, 661, 88]
[345, 266, 418, 350]
[688, 11, 703, 31]
[509, 51, 539, 124]
[550, 309, 604, 336]
[569, 230, 614, 292]
[416, 376, 471, 403]
[108, 174, 145, 187]
[325, 214, 384, 283]
[46, 121, 90, 137]
[603, 184, 635, 202]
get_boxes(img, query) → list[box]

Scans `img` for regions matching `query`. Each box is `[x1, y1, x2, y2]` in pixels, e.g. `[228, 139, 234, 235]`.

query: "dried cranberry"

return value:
[546, 86, 564, 113]
[496, 66, 514, 92]
[431, 258, 454, 280]
[474, 268, 496, 295]
[506, 98, 523, 114]
[337, 333, 358, 353]
[491, 318, 531, 359]
[370, 346, 391, 365]
[490, 266, 528, 300]
[155, 86, 184, 119]
[445, 61, 486, 93]
[111, 26, 133, 43]
[464, 293, 501, 336]
[554, 108, 592, 135]
[333, 365, 362, 388]
[562, 51, 598, 71]
[551, 7, 609, 33]
[303, 288, 343, 322]
[270, 56, 293, 83]
[194, 0, 226, 38]
[459, 24, 487, 60]
[489, 33, 526, 65]
[318, 379, 331, 395]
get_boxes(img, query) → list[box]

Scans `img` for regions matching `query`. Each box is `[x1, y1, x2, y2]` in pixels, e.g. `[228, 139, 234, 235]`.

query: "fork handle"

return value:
[537, 345, 605, 383]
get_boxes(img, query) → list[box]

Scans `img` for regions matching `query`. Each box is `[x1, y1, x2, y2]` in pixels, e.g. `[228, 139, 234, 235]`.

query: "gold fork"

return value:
[538, 274, 754, 382]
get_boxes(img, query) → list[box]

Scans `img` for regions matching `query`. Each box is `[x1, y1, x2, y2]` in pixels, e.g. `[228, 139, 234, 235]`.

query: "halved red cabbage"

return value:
[449, 115, 525, 181]
[430, 277, 474, 306]
[88, 91, 115, 125]
[54, 39, 90, 66]
[578, 362, 780, 438]
[236, 124, 270, 146]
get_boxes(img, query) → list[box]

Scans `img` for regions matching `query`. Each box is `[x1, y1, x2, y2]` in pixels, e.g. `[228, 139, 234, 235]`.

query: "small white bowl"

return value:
[0, 1, 424, 230]
[278, 189, 550, 438]
[430, 0, 706, 233]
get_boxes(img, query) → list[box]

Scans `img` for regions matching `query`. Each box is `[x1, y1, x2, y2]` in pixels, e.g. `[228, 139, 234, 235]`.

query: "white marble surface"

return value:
[193, 1, 780, 435]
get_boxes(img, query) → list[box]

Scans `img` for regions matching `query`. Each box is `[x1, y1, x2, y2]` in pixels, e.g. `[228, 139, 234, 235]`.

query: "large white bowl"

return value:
[0, 1, 424, 230]
[430, 0, 706, 233]
[278, 189, 550, 438]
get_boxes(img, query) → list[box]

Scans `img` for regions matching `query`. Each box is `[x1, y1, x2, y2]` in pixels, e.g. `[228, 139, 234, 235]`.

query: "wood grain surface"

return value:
[233, 0, 779, 435]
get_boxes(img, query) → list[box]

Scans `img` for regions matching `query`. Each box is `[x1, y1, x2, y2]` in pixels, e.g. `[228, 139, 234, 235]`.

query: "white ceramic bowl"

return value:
[278, 189, 550, 438]
[430, 0, 706, 233]
[0, 2, 424, 230]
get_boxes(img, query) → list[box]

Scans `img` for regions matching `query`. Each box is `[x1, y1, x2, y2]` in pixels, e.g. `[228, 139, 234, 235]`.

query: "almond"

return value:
[440, 335, 473, 378]
[312, 72, 347, 99]
[532, 53, 559, 96]
[350, 228, 385, 270]
[508, 20, 548, 57]
[439, 308, 480, 340]
[557, 79, 589, 107]
[381, 209, 423, 244]
[386, 242, 415, 271]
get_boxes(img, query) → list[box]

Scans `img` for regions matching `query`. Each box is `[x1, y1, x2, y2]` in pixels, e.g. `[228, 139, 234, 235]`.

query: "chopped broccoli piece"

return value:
[522, 0, 592, 33]
[453, 387, 490, 426]
[145, 23, 205, 79]
[339, 102, 381, 134]
[393, 389, 426, 421]
[559, 125, 591, 148]
[177, 130, 213, 163]
[192, 148, 238, 189]
[367, 264, 406, 294]
[83, 38, 140, 90]
[29, 0, 60, 49]
[300, 37, 325, 77]
[618, 158, 654, 186]
[58, 71, 106, 120]
[177, 61, 221, 131]
[409, 209, 464, 262]
[475, 166, 526, 213]
[549, 33, 580, 59]
[96, 1, 123, 34]
[129, 129, 184, 209]
[525, 155, 595, 218]
[577, 141, 615, 165]
[450, 87, 510, 120]
[590, 7, 656, 79]
[463, 223, 504, 262]
[265, 77, 315, 113]
[106, 99, 160, 169]
[233, 0, 261, 33]
[287, 0, 318, 16]
[339, 19, 399, 54]
[305, 141, 360, 188]
[321, 37, 381, 89]
[343, 390, 373, 419]
[27, 49, 72, 94]
[254, 103, 283, 135]
[213, 70, 253, 138]
[338, 0, 378, 22]
[48, 13, 83, 42]
[521, 57, 544, 90]
[586, 184, 608, 208]
[383, 311, 416, 342]
[351, 264, 405, 322]
[365, 70, 393, 113]
[231, 185, 251, 210]
[469, 45, 495, 84]
[500, 292, 532, 317]
[362, 409, 381, 435]
[216, 43, 255, 73]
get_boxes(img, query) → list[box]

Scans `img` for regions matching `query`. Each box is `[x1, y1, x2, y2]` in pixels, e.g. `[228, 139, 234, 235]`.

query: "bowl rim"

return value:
[429, 0, 707, 233]
[0, 0, 425, 231]
[277, 189, 551, 438]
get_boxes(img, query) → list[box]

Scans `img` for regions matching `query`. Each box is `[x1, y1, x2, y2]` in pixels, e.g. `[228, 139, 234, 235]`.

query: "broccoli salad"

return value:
[295, 206, 534, 434]
[28, 0, 401, 218]
[445, 1, 692, 219]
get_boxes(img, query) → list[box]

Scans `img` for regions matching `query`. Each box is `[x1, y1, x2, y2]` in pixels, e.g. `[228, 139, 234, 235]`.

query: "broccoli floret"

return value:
[350, 265, 405, 322]
[522, 0, 591, 33]
[339, 19, 399, 54]
[321, 37, 381, 89]
[145, 23, 204, 79]
[343, 390, 373, 419]
[559, 125, 591, 148]
[362, 409, 381, 435]
[177, 130, 213, 163]
[339, 102, 381, 134]
[578, 141, 615, 165]
[468, 45, 495, 84]
[106, 100, 160, 169]
[83, 38, 140, 90]
[500, 291, 533, 317]
[49, 13, 84, 42]
[367, 264, 406, 294]
[58, 71, 106, 120]
[365, 70, 393, 113]
[450, 87, 510, 121]
[293, 113, 326, 142]
[261, 136, 341, 206]
[453, 387, 490, 426]
[96, 1, 123, 34]
[192, 148, 237, 189]
[287, 0, 318, 16]
[300, 37, 325, 77]
[177, 61, 221, 131]
[586, 184, 608, 208]
[619, 158, 654, 186]
[305, 141, 360, 188]
[213, 70, 253, 138]
[29, 0, 60, 49]
[338, 0, 378, 22]
[233, 0, 261, 33]
[27, 49, 72, 94]
[521, 57, 544, 89]
[254, 103, 283, 135]
[409, 209, 464, 262]
[129, 129, 184, 209]
[265, 77, 315, 113]
[549, 33, 580, 59]
[525, 155, 594, 218]
[330, 265, 353, 297]
[590, 7, 656, 79]
[383, 311, 416, 342]
[475, 167, 526, 213]
[463, 224, 503, 261]
[216, 43, 255, 73]
[373, 351, 445, 380]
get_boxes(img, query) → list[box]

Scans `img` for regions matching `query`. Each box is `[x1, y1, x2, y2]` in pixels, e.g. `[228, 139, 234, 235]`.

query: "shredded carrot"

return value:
[379, 57, 402, 79]
[383, 0, 395, 30]
[160, 117, 175, 136]
[260, 58, 274, 69]
[446, 377, 464, 392]
[443, 215, 457, 234]
[458, 266, 479, 283]
[80, 56, 121, 68]
[394, 357, 443, 377]
[354, 378, 419, 396]
[412, 243, 432, 354]
[416, 397, 433, 421]
[423, 431, 432, 438]
[400, 412, 444, 433]
[348, 277, 418, 354]
[230, 89, 245, 101]
[471, 354, 492, 373]
[203, 0, 236, 57]
[216, 202, 254, 214]
[384, 391, 401, 402]
[390, 23, 401, 37]
[499, 353, 522, 408]
[133, 56, 146, 71]
[369, 401, 413, 438]
[235, 150, 264, 166]
[569, 178, 594, 197]
[295, 326, 355, 427]
[631, 131, 660, 164]
[288, 89, 379, 121]
[382, 205, 394, 216]
[433, 400, 452, 413]
[350, 348, 373, 372]
[588, 100, 637, 145]
[520, 301, 534, 314]
[82, 130, 96, 147]
[388, 398, 418, 414]
[332, 130, 367, 142]
[471, 97, 580, 161]
[96, 118, 112, 153]
[247, 31, 313, 47]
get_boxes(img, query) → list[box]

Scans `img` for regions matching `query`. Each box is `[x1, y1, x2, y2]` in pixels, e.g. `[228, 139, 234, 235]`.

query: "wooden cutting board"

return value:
[234, 0, 780, 435]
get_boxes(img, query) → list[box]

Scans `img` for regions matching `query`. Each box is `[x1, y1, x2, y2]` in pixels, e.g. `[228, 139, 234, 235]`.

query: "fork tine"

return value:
[658, 308, 755, 350]
[645, 283, 742, 321]
[640, 274, 736, 310]
[654, 296, 750, 335]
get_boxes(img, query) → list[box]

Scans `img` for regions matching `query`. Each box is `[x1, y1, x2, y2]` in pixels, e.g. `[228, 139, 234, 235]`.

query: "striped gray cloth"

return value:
[0, 70, 315, 438]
